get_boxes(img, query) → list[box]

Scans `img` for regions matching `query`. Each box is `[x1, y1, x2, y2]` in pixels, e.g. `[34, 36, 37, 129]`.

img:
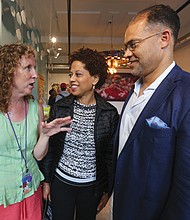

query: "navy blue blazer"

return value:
[113, 65, 190, 220]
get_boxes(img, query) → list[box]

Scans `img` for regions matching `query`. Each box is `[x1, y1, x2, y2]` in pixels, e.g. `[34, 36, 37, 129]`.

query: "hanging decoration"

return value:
[103, 49, 129, 74]
[103, 17, 129, 74]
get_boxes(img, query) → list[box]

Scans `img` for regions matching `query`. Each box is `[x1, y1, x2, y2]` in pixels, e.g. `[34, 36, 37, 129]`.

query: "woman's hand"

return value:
[34, 116, 72, 160]
[41, 116, 72, 137]
[97, 193, 109, 214]
[42, 182, 51, 201]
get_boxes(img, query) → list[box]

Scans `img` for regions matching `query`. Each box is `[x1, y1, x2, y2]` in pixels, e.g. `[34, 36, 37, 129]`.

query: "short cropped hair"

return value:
[69, 47, 108, 88]
[133, 4, 180, 45]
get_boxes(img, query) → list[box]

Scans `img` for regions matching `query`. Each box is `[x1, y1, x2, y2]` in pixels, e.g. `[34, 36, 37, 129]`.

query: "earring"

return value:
[93, 85, 95, 90]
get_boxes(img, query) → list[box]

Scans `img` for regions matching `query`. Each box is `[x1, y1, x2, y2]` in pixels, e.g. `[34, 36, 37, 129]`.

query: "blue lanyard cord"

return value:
[7, 100, 28, 172]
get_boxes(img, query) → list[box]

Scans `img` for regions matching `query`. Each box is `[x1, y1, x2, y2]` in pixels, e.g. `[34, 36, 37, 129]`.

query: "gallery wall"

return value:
[174, 43, 190, 72]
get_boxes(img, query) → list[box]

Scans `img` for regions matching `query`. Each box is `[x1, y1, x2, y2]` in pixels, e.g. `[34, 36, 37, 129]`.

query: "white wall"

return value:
[108, 101, 124, 114]
[174, 42, 190, 72]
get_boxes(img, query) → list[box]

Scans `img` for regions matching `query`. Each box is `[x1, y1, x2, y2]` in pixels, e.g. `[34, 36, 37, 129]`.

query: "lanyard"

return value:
[7, 100, 28, 173]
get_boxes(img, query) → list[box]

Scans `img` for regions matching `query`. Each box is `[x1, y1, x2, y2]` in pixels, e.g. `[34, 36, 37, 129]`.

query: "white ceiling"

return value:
[19, 0, 190, 60]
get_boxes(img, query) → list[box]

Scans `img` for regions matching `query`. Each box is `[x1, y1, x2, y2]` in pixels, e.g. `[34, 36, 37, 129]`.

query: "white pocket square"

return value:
[146, 116, 169, 129]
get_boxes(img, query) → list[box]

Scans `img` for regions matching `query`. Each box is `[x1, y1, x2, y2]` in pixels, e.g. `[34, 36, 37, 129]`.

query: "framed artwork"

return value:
[96, 73, 138, 101]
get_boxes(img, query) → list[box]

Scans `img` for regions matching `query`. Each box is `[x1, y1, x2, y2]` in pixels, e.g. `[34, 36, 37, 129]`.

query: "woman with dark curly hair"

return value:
[0, 43, 72, 219]
[40, 47, 119, 220]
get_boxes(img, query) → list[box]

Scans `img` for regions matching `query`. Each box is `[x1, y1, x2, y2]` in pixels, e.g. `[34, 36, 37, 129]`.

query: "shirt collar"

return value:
[134, 61, 175, 95]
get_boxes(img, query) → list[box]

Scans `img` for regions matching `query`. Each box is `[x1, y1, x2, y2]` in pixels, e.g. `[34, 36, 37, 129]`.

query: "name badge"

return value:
[22, 172, 32, 195]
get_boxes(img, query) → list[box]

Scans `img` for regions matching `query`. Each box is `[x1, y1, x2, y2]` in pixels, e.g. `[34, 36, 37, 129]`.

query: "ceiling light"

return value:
[51, 37, 57, 43]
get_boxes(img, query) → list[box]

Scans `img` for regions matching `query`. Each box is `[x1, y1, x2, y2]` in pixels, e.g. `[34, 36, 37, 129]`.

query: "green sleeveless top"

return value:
[0, 99, 44, 207]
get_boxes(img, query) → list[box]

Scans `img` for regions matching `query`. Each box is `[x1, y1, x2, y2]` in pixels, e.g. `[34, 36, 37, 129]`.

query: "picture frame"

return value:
[96, 73, 138, 101]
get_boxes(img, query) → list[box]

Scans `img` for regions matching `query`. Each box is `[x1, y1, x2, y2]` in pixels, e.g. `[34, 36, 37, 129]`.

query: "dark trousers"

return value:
[51, 176, 102, 220]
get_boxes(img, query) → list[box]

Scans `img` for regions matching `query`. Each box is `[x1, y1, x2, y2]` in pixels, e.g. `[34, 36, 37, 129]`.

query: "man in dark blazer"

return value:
[113, 4, 190, 220]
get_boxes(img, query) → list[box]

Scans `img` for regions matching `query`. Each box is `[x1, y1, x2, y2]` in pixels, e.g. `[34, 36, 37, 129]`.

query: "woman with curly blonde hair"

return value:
[0, 43, 72, 220]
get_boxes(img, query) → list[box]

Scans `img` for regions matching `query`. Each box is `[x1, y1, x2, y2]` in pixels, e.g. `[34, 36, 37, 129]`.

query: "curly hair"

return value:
[0, 43, 35, 113]
[69, 47, 108, 88]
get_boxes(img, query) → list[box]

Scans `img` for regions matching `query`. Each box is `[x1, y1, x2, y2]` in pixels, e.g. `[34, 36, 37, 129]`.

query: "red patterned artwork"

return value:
[96, 73, 138, 101]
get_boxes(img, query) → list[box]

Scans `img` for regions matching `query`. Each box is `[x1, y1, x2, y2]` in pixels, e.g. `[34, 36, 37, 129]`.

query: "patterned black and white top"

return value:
[55, 100, 96, 186]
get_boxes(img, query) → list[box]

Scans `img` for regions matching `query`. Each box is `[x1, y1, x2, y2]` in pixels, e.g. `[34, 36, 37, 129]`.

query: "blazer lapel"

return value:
[118, 65, 181, 155]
